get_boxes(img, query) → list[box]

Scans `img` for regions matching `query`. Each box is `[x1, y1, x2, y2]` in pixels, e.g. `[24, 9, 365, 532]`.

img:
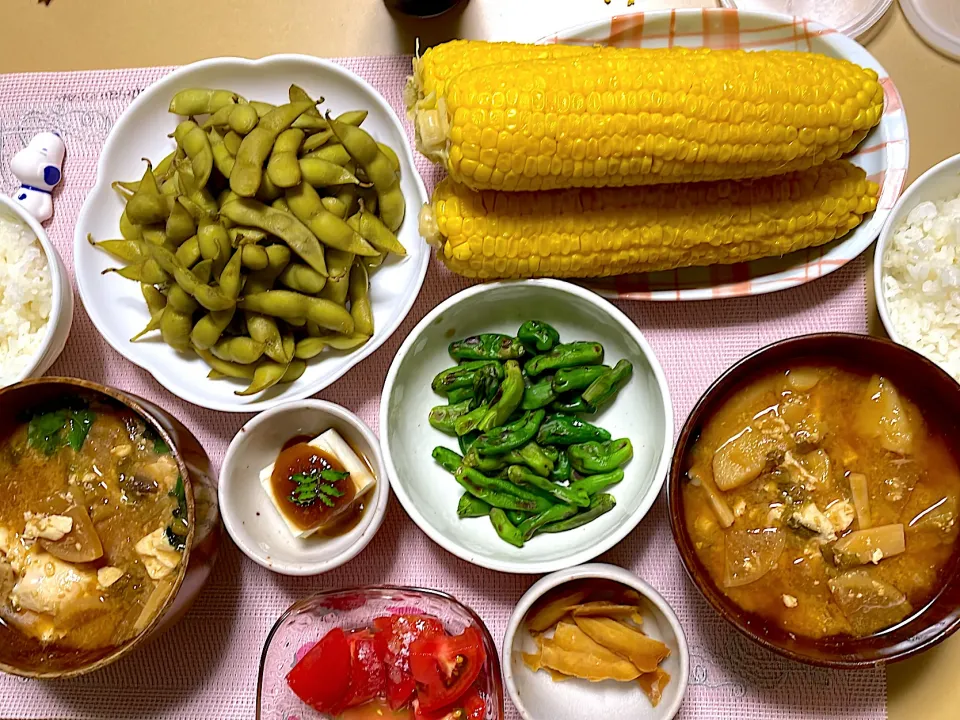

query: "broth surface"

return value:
[683, 365, 960, 638]
[0, 395, 187, 661]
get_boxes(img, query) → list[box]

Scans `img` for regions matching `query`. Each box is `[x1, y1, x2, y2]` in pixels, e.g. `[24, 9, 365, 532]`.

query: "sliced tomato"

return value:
[344, 629, 386, 708]
[413, 689, 486, 720]
[373, 615, 445, 710]
[286, 627, 351, 714]
[409, 627, 486, 711]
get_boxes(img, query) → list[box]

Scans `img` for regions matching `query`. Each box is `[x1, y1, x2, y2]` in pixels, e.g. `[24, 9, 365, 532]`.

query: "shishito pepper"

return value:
[521, 376, 557, 410]
[568, 439, 633, 474]
[541, 493, 617, 532]
[517, 320, 560, 353]
[524, 341, 603, 376]
[552, 365, 609, 394]
[537, 413, 611, 446]
[581, 359, 633, 411]
[429, 400, 476, 434]
[431, 360, 502, 394]
[448, 333, 525, 361]
[477, 360, 524, 431]
[472, 409, 545, 456]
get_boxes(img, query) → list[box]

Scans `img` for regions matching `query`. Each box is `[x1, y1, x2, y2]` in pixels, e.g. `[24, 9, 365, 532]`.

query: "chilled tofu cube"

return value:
[259, 429, 376, 539]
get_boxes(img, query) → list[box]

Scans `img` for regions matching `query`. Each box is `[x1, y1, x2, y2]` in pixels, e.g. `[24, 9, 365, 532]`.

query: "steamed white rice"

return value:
[882, 194, 960, 381]
[0, 213, 52, 386]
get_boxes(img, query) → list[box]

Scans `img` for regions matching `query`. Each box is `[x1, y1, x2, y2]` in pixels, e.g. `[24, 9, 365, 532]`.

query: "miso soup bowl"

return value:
[0, 377, 221, 678]
[668, 333, 960, 668]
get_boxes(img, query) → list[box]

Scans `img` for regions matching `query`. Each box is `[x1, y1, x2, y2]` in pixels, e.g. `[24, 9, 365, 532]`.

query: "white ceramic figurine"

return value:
[11, 131, 65, 223]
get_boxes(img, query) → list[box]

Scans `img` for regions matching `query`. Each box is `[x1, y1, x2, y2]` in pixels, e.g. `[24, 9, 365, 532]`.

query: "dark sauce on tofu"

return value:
[271, 442, 356, 532]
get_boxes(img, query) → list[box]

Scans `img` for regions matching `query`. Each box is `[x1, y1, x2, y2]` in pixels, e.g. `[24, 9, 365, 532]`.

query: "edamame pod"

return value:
[221, 198, 327, 276]
[285, 183, 378, 256]
[279, 263, 327, 294]
[173, 119, 214, 187]
[168, 88, 239, 115]
[266, 128, 305, 188]
[239, 290, 354, 334]
[210, 336, 266, 364]
[190, 308, 235, 350]
[230, 100, 313, 197]
[298, 157, 359, 186]
[349, 261, 373, 336]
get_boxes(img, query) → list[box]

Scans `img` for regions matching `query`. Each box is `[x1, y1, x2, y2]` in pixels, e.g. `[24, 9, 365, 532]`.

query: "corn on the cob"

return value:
[413, 43, 884, 192]
[407, 40, 591, 113]
[419, 160, 879, 280]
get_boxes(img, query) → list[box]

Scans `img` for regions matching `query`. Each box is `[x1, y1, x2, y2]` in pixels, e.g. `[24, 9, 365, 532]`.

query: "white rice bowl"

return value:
[0, 212, 52, 386]
[882, 194, 960, 381]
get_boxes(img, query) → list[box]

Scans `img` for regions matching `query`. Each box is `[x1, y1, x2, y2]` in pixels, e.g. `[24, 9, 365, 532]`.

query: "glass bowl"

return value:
[257, 586, 505, 719]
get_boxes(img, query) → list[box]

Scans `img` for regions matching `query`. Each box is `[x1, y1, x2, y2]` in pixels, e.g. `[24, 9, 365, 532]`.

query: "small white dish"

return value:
[220, 400, 389, 576]
[73, 54, 430, 412]
[503, 563, 689, 720]
[380, 279, 673, 574]
[874, 153, 960, 356]
[0, 195, 73, 386]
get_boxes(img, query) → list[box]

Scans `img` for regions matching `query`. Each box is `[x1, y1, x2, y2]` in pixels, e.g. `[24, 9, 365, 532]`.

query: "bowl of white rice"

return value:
[0, 195, 72, 387]
[876, 153, 960, 383]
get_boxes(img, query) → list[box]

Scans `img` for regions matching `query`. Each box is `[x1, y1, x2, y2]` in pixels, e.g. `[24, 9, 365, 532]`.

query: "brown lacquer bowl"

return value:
[668, 333, 960, 667]
[0, 377, 220, 678]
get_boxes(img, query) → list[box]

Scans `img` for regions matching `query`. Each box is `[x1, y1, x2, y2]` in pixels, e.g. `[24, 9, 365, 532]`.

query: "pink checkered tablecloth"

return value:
[0, 54, 885, 719]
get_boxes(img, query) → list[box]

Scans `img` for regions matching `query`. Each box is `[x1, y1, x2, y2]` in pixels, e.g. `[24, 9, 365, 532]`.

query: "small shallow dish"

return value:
[0, 377, 219, 678]
[257, 586, 504, 720]
[73, 54, 429, 412]
[503, 563, 689, 720]
[0, 196, 73, 386]
[220, 399, 388, 576]
[668, 333, 960, 667]
[875, 152, 960, 361]
[380, 279, 672, 574]
[543, 7, 908, 301]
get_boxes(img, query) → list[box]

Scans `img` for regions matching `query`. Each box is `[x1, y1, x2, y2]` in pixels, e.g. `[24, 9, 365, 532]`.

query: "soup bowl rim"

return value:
[667, 331, 960, 668]
[0, 376, 196, 679]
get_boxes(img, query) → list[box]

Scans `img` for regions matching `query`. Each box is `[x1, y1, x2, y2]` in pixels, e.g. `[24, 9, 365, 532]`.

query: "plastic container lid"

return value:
[720, 0, 894, 40]
[900, 0, 960, 60]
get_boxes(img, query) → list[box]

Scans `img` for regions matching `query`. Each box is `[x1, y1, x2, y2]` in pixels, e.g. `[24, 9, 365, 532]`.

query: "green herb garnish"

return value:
[288, 468, 349, 508]
[27, 401, 97, 456]
[169, 474, 188, 519]
[67, 408, 95, 451]
[165, 525, 186, 551]
[145, 427, 171, 455]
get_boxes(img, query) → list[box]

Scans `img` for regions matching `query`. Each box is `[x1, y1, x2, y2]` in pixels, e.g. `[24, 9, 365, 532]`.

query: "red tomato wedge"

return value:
[409, 627, 486, 711]
[414, 688, 486, 720]
[373, 615, 445, 710]
[286, 627, 352, 714]
[344, 630, 386, 708]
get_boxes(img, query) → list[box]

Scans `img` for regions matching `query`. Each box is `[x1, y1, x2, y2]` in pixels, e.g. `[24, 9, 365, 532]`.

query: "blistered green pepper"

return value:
[446, 386, 475, 404]
[569, 468, 625, 497]
[473, 409, 545, 456]
[552, 365, 610, 394]
[451, 467, 539, 513]
[478, 360, 524, 431]
[524, 341, 604, 376]
[507, 466, 589, 508]
[568, 439, 634, 474]
[517, 504, 579, 541]
[429, 400, 477, 435]
[431, 360, 502, 394]
[489, 508, 524, 548]
[456, 467, 553, 514]
[454, 404, 489, 437]
[536, 413, 611, 446]
[462, 448, 508, 474]
[521, 376, 557, 410]
[511, 442, 555, 478]
[541, 494, 617, 533]
[550, 451, 572, 483]
[449, 334, 525, 362]
[550, 396, 595, 414]
[432, 446, 463, 474]
[457, 494, 492, 518]
[581, 359, 633, 411]
[517, 320, 560, 354]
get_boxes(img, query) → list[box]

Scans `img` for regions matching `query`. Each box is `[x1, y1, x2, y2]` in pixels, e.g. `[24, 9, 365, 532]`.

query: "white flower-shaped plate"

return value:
[74, 55, 429, 412]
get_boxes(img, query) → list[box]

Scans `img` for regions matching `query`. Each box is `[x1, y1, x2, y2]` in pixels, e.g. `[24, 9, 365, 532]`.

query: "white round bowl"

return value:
[73, 55, 429, 412]
[380, 279, 673, 574]
[503, 563, 689, 720]
[220, 400, 389, 576]
[0, 195, 73, 387]
[875, 152, 960, 348]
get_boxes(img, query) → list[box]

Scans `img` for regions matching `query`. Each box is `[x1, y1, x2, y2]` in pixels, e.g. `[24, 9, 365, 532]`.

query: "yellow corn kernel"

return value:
[419, 160, 880, 280]
[413, 42, 883, 191]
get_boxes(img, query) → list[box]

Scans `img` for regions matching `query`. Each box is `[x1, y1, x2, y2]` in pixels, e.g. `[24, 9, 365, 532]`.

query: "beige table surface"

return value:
[3, 0, 960, 717]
